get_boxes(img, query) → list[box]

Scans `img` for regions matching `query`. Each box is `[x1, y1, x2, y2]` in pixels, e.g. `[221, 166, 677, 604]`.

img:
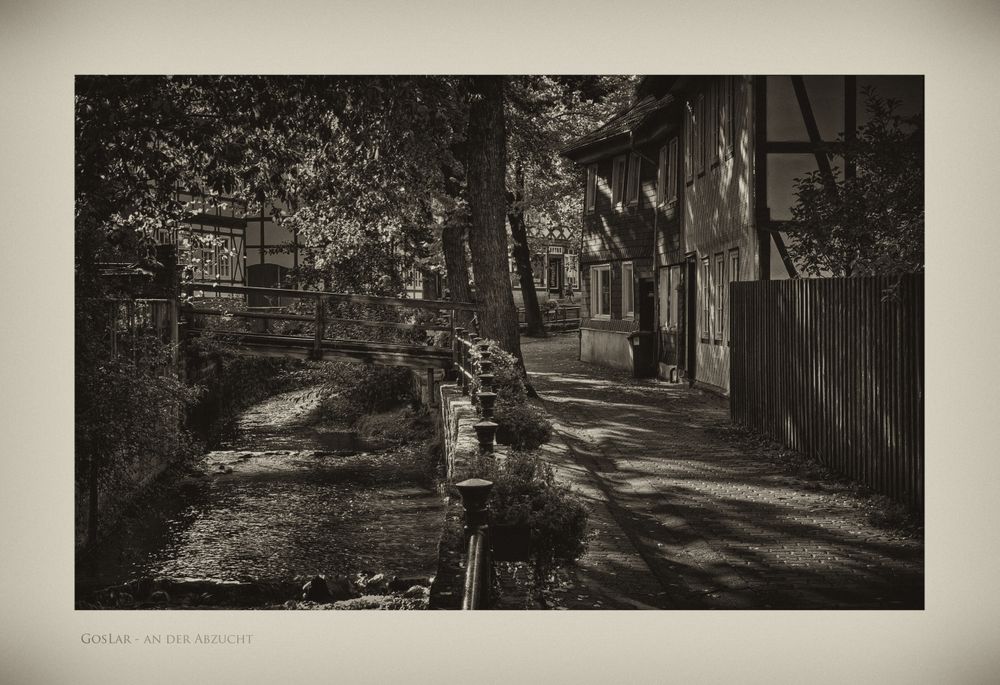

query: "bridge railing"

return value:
[517, 304, 581, 332]
[182, 283, 479, 368]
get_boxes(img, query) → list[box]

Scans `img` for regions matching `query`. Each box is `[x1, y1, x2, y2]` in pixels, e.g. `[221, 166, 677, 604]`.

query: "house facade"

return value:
[564, 75, 922, 395]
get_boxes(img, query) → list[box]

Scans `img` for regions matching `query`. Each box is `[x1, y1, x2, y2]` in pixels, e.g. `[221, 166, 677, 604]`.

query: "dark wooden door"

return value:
[638, 278, 655, 331]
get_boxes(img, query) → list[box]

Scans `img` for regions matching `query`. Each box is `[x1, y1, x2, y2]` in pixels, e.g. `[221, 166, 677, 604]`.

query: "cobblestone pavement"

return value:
[521, 333, 924, 609]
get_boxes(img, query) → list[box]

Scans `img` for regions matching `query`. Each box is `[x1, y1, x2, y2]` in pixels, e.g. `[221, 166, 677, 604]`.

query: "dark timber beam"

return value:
[753, 75, 771, 280]
[790, 76, 838, 192]
[771, 230, 799, 279]
[845, 76, 857, 181]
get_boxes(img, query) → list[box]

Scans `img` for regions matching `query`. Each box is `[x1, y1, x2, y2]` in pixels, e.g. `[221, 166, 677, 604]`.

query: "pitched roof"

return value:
[561, 92, 675, 159]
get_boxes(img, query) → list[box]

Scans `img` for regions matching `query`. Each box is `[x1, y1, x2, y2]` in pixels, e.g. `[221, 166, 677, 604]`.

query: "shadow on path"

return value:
[522, 334, 923, 610]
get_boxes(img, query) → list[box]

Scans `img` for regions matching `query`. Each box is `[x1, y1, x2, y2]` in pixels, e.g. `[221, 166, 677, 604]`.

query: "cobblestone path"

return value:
[522, 333, 923, 609]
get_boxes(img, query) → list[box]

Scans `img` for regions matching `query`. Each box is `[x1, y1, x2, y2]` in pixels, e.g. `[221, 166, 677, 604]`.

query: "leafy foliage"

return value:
[470, 451, 589, 577]
[312, 365, 416, 426]
[787, 88, 924, 277]
[493, 401, 553, 451]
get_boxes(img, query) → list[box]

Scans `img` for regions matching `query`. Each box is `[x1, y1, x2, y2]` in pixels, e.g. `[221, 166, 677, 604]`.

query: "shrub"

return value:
[354, 407, 431, 444]
[312, 364, 416, 426]
[469, 451, 588, 577]
[468, 339, 525, 405]
[467, 337, 551, 449]
[493, 400, 552, 450]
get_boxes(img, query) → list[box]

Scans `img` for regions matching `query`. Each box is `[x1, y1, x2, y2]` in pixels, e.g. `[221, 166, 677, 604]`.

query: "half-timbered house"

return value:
[564, 75, 922, 395]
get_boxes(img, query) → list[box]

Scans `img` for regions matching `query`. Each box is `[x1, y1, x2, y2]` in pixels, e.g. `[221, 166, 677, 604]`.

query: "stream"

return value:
[75, 385, 446, 609]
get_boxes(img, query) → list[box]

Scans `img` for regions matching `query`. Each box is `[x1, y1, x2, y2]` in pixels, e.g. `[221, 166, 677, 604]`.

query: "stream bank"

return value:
[76, 380, 447, 610]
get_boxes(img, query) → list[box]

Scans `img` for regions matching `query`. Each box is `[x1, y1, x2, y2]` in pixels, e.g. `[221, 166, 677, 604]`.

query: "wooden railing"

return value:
[517, 304, 581, 332]
[183, 283, 479, 370]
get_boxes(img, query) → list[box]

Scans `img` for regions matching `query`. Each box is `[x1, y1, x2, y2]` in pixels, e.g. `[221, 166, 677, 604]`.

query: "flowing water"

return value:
[76, 386, 445, 607]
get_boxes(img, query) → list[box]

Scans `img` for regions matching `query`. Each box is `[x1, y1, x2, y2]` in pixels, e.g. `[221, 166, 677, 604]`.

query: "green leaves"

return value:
[787, 88, 923, 278]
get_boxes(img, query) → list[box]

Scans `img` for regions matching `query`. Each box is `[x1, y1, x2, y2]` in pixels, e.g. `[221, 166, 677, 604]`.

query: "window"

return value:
[710, 79, 721, 166]
[565, 254, 579, 290]
[218, 245, 231, 279]
[685, 102, 694, 184]
[659, 265, 681, 330]
[658, 137, 679, 206]
[626, 153, 641, 207]
[622, 261, 634, 319]
[696, 93, 706, 176]
[657, 145, 668, 205]
[701, 256, 711, 338]
[669, 264, 681, 328]
[590, 264, 611, 319]
[611, 155, 626, 209]
[714, 253, 725, 341]
[585, 164, 597, 213]
[724, 76, 736, 157]
[199, 246, 217, 280]
[728, 249, 740, 343]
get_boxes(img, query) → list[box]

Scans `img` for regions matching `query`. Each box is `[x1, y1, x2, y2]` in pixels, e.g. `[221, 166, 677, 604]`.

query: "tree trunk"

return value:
[465, 76, 523, 362]
[442, 221, 474, 328]
[508, 164, 546, 337]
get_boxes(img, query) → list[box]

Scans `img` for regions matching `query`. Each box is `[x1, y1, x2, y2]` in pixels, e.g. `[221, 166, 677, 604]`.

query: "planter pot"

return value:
[490, 523, 531, 562]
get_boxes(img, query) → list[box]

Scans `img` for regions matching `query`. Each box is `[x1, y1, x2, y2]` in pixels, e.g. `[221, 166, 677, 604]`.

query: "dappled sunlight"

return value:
[521, 333, 923, 609]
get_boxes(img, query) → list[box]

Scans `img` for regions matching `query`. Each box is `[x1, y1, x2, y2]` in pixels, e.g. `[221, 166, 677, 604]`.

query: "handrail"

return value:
[184, 282, 481, 312]
[188, 306, 452, 332]
[462, 529, 489, 610]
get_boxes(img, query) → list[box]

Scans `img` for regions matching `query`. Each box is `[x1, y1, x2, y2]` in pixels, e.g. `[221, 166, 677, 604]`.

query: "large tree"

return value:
[465, 76, 523, 361]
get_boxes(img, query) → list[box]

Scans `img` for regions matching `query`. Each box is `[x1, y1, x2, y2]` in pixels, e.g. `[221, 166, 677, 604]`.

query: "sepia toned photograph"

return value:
[75, 74, 924, 612]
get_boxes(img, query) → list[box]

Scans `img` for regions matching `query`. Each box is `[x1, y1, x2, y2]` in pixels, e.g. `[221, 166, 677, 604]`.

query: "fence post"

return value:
[313, 294, 325, 360]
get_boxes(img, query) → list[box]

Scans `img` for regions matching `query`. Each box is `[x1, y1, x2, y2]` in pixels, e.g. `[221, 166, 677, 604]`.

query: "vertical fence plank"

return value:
[730, 275, 923, 508]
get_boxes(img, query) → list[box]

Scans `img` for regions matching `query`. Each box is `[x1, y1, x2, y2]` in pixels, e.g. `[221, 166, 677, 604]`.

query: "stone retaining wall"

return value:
[437, 383, 508, 481]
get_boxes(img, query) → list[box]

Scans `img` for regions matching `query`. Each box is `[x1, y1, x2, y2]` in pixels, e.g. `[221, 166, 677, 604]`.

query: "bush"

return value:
[469, 451, 588, 577]
[468, 339, 525, 405]
[468, 337, 551, 449]
[354, 407, 431, 444]
[493, 400, 552, 450]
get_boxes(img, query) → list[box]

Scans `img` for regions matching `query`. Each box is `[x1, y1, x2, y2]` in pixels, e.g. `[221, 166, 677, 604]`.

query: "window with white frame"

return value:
[658, 137, 679, 206]
[710, 80, 721, 166]
[701, 256, 711, 338]
[657, 145, 668, 205]
[611, 155, 626, 209]
[728, 248, 740, 341]
[218, 245, 231, 279]
[622, 261, 634, 318]
[685, 102, 694, 184]
[590, 264, 611, 319]
[724, 76, 736, 157]
[626, 154, 641, 207]
[668, 264, 680, 329]
[585, 164, 597, 213]
[714, 253, 725, 340]
[696, 93, 706, 176]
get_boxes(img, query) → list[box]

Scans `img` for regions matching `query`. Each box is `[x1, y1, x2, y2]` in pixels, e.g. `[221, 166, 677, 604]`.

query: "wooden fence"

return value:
[730, 274, 923, 510]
